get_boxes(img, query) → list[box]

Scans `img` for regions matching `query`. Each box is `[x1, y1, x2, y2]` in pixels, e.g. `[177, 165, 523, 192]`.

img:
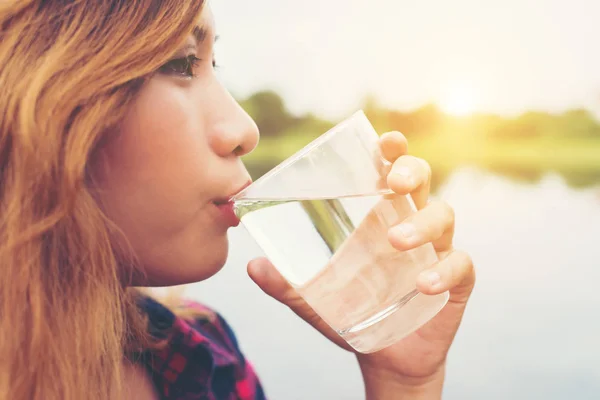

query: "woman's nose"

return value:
[209, 90, 259, 158]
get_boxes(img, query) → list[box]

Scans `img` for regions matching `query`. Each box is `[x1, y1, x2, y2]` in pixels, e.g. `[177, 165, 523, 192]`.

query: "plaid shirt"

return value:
[137, 296, 267, 400]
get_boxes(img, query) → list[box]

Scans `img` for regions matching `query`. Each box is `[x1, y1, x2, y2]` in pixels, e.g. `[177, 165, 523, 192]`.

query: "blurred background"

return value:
[182, 0, 600, 398]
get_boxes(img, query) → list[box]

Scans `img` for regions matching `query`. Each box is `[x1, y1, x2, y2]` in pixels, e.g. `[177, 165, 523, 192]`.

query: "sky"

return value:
[211, 0, 600, 120]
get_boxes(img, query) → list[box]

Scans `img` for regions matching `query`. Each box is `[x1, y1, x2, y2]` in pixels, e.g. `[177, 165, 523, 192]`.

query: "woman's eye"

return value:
[159, 55, 200, 78]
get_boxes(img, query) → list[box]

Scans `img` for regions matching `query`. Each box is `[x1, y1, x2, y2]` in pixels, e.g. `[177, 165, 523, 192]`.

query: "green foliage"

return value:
[558, 109, 599, 138]
[238, 90, 600, 189]
[239, 90, 293, 137]
[387, 104, 444, 138]
[239, 91, 335, 142]
[362, 96, 444, 139]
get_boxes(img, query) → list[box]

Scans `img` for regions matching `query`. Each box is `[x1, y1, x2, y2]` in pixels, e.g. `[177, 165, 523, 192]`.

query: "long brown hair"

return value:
[0, 1, 204, 398]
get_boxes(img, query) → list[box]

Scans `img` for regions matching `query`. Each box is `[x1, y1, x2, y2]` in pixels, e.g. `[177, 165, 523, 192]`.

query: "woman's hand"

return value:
[247, 131, 475, 399]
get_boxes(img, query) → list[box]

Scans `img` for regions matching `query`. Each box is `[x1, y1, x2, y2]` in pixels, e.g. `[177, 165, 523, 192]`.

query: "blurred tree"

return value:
[240, 88, 600, 188]
[239, 90, 294, 137]
[289, 112, 335, 141]
[361, 96, 445, 138]
[388, 104, 444, 138]
[361, 94, 389, 133]
[468, 114, 504, 136]
[490, 110, 600, 140]
[490, 111, 549, 139]
[558, 109, 600, 138]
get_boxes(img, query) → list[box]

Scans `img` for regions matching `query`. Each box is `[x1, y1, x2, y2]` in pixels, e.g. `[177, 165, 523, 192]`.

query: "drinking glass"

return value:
[233, 110, 449, 353]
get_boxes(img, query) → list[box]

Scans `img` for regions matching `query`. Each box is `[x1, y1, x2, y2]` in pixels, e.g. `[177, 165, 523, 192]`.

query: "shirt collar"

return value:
[137, 295, 238, 368]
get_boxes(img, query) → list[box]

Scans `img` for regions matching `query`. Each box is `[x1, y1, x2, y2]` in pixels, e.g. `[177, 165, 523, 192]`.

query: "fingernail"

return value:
[393, 223, 416, 239]
[392, 166, 414, 186]
[423, 271, 441, 287]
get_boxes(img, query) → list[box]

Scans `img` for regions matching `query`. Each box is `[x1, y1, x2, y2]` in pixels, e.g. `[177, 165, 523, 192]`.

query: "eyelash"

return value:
[159, 55, 219, 78]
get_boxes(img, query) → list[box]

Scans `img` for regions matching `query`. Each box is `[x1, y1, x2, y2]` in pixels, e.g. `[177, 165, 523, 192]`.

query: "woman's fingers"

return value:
[247, 257, 350, 349]
[416, 249, 476, 302]
[388, 200, 455, 252]
[247, 257, 295, 305]
[379, 131, 408, 162]
[247, 257, 321, 326]
[387, 155, 432, 209]
[379, 132, 432, 209]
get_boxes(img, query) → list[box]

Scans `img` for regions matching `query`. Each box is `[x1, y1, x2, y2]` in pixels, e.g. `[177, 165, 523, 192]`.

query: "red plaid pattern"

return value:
[138, 296, 266, 400]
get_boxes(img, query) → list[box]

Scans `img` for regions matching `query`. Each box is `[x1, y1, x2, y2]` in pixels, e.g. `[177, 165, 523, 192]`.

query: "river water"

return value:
[182, 167, 600, 399]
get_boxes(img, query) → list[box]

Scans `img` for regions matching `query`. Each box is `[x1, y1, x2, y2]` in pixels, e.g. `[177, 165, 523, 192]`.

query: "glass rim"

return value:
[232, 109, 370, 201]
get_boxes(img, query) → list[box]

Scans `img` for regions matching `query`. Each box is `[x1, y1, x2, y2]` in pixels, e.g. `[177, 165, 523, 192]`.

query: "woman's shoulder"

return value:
[173, 298, 246, 358]
[139, 295, 267, 400]
[139, 295, 229, 340]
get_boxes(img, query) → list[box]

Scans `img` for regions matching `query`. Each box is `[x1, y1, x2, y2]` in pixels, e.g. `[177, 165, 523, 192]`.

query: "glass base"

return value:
[338, 290, 450, 354]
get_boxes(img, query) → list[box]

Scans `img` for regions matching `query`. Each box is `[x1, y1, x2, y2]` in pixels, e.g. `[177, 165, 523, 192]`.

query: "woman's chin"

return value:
[177, 247, 230, 285]
[136, 240, 230, 287]
[194, 254, 229, 281]
[176, 233, 231, 282]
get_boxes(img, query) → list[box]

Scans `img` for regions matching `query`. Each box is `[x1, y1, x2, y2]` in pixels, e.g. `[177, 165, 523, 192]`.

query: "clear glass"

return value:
[233, 110, 449, 353]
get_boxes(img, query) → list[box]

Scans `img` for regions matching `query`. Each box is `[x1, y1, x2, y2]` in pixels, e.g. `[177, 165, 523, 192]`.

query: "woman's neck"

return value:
[119, 360, 159, 400]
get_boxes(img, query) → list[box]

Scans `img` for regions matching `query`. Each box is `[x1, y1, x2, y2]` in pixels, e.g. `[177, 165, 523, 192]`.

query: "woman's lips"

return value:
[214, 199, 239, 227]
[212, 179, 252, 227]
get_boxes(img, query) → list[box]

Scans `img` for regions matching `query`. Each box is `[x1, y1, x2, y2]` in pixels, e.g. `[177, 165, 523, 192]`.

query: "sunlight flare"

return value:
[439, 81, 478, 117]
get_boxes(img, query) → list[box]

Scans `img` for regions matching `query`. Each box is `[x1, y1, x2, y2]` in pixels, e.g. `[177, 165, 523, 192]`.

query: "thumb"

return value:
[247, 257, 296, 305]
[247, 257, 351, 350]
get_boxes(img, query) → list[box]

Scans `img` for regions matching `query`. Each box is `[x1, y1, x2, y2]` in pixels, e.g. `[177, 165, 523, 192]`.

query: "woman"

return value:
[0, 1, 475, 399]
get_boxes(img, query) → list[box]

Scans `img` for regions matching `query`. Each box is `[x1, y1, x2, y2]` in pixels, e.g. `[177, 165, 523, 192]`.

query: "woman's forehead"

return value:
[187, 6, 216, 47]
[197, 5, 215, 36]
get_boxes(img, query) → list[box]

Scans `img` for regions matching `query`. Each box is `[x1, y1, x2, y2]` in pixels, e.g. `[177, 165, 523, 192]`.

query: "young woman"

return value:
[0, 1, 475, 399]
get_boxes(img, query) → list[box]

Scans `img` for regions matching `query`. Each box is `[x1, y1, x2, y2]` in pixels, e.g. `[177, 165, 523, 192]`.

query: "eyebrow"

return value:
[192, 26, 208, 43]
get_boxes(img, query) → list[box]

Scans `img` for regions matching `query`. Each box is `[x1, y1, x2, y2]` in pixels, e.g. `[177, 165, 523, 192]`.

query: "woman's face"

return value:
[91, 9, 258, 286]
